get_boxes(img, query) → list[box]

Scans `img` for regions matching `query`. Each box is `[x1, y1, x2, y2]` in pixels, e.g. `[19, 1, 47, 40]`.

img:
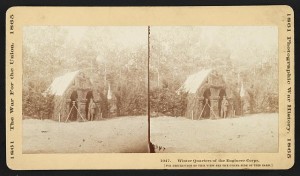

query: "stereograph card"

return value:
[6, 6, 294, 169]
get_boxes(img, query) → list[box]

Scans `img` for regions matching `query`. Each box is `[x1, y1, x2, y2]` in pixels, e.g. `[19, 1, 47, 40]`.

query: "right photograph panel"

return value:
[149, 26, 278, 153]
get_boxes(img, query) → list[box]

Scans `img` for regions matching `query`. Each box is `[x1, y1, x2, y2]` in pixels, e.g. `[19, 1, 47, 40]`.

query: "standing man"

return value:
[85, 89, 94, 120]
[203, 98, 210, 118]
[88, 98, 97, 121]
[221, 96, 229, 118]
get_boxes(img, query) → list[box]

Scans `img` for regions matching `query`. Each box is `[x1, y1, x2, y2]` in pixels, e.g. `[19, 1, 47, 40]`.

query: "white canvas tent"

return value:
[46, 70, 80, 96]
[178, 69, 212, 94]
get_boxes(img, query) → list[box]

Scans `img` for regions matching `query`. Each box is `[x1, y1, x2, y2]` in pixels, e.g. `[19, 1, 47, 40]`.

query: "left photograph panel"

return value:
[22, 26, 149, 153]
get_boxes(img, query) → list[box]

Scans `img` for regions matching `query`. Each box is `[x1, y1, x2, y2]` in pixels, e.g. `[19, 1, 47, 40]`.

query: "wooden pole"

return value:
[241, 99, 243, 117]
[198, 101, 207, 120]
[192, 110, 194, 120]
[65, 101, 75, 122]
[207, 103, 217, 119]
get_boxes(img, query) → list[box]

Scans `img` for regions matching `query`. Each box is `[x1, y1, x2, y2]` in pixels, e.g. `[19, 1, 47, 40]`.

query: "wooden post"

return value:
[241, 100, 243, 117]
[192, 110, 194, 120]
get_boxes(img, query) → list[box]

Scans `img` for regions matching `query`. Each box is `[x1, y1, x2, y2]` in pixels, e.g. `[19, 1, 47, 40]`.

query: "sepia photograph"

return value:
[149, 26, 279, 153]
[22, 26, 149, 153]
[22, 26, 279, 154]
[6, 6, 294, 169]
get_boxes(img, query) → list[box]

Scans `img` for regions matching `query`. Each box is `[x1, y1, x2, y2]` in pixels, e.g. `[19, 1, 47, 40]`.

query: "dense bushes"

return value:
[22, 82, 54, 119]
[257, 93, 279, 113]
[150, 87, 187, 117]
[123, 93, 147, 116]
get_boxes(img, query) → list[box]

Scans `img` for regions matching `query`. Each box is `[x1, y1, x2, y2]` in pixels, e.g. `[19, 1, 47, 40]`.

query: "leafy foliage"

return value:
[150, 87, 187, 117]
[23, 81, 54, 119]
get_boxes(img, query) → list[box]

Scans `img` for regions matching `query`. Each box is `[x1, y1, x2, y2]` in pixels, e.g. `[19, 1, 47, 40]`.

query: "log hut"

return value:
[45, 70, 94, 122]
[178, 69, 235, 120]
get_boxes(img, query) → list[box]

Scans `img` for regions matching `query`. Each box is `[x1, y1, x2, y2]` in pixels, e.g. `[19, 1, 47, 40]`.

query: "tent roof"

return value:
[46, 70, 80, 96]
[178, 69, 212, 94]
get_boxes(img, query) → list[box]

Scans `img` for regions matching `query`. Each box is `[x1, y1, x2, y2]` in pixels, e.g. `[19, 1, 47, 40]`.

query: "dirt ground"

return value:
[23, 113, 278, 153]
[23, 116, 148, 153]
[150, 113, 278, 153]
